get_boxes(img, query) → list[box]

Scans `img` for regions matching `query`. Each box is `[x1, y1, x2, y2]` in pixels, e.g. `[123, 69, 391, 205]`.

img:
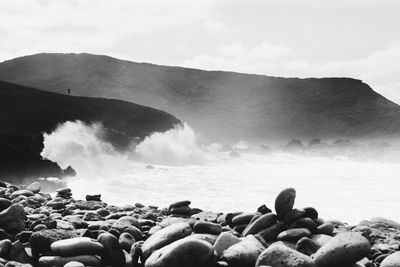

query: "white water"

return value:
[41, 121, 400, 224]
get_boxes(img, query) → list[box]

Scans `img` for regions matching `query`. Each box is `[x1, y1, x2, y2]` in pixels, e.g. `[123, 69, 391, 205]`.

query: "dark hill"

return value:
[1, 53, 399, 143]
[0, 80, 180, 180]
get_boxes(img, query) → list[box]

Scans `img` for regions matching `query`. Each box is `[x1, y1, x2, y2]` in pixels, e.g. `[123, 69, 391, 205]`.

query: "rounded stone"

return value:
[303, 207, 318, 220]
[258, 222, 286, 242]
[255, 243, 313, 267]
[313, 232, 371, 267]
[50, 237, 104, 257]
[317, 222, 335, 235]
[119, 232, 135, 252]
[381, 251, 400, 267]
[26, 182, 41, 194]
[0, 204, 26, 235]
[213, 232, 241, 258]
[243, 213, 277, 236]
[97, 232, 125, 267]
[141, 222, 192, 261]
[295, 237, 321, 256]
[278, 228, 312, 242]
[232, 212, 258, 226]
[38, 255, 101, 267]
[275, 188, 296, 220]
[221, 235, 265, 267]
[63, 261, 85, 267]
[283, 209, 306, 225]
[144, 238, 216, 267]
[193, 221, 222, 235]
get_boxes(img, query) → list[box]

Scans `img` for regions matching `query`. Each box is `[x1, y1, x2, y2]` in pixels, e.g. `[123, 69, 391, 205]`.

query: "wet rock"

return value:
[258, 222, 286, 242]
[38, 255, 101, 267]
[0, 198, 12, 212]
[295, 237, 321, 256]
[144, 238, 216, 267]
[86, 195, 101, 202]
[278, 228, 312, 242]
[311, 234, 333, 246]
[30, 229, 79, 254]
[4, 261, 33, 267]
[8, 240, 31, 263]
[275, 188, 296, 220]
[191, 211, 219, 222]
[303, 207, 318, 220]
[221, 235, 265, 267]
[97, 232, 125, 267]
[193, 221, 222, 235]
[257, 204, 272, 214]
[186, 233, 218, 245]
[313, 232, 371, 267]
[63, 261, 84, 267]
[243, 213, 277, 236]
[380, 251, 400, 267]
[119, 232, 135, 252]
[82, 212, 103, 221]
[232, 212, 258, 226]
[12, 190, 34, 198]
[284, 209, 306, 225]
[0, 239, 12, 258]
[0, 204, 26, 235]
[317, 222, 335, 235]
[213, 232, 241, 258]
[50, 237, 104, 256]
[141, 222, 192, 261]
[255, 243, 313, 267]
[26, 182, 41, 194]
[289, 218, 317, 233]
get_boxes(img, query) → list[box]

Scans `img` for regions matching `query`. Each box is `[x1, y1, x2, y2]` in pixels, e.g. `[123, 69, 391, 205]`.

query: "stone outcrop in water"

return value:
[0, 182, 399, 266]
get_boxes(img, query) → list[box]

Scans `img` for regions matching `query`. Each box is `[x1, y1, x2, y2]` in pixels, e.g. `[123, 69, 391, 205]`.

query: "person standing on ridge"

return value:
[67, 88, 71, 95]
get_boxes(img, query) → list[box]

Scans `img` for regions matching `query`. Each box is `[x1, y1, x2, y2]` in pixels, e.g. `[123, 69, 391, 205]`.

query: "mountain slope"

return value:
[0, 80, 180, 180]
[1, 53, 399, 143]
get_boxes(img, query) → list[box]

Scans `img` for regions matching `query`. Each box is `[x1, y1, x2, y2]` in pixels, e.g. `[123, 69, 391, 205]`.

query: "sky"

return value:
[0, 0, 400, 103]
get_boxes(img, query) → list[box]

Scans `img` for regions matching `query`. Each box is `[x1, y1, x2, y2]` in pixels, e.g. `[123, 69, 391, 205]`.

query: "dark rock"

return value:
[303, 207, 318, 220]
[221, 235, 265, 267]
[278, 228, 312, 242]
[255, 243, 313, 267]
[30, 229, 79, 254]
[119, 232, 135, 252]
[0, 239, 12, 258]
[86, 195, 101, 202]
[275, 188, 296, 220]
[295, 237, 321, 256]
[38, 255, 101, 267]
[0, 204, 26, 235]
[193, 221, 222, 235]
[50, 237, 104, 257]
[0, 198, 12, 212]
[243, 213, 277, 236]
[97, 232, 125, 267]
[257, 205, 272, 214]
[258, 222, 286, 242]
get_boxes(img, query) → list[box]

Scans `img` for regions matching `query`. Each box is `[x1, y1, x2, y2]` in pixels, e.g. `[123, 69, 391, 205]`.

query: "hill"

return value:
[0, 80, 180, 180]
[1, 53, 399, 143]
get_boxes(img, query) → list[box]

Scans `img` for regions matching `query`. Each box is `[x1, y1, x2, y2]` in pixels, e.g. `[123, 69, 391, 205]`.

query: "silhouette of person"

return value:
[67, 88, 71, 95]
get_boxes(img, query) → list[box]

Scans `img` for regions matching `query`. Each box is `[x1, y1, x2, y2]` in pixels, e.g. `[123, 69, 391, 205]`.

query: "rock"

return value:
[141, 222, 192, 261]
[12, 190, 34, 197]
[26, 182, 41, 194]
[119, 232, 135, 252]
[311, 234, 333, 246]
[258, 222, 286, 242]
[56, 220, 75, 231]
[283, 209, 306, 225]
[243, 213, 277, 236]
[313, 232, 371, 267]
[257, 204, 272, 214]
[0, 198, 12, 212]
[86, 194, 101, 201]
[170, 206, 191, 216]
[317, 222, 335, 235]
[370, 217, 400, 229]
[191, 211, 220, 222]
[303, 207, 318, 220]
[97, 232, 125, 267]
[193, 221, 222, 235]
[278, 228, 312, 242]
[144, 238, 216, 267]
[213, 232, 241, 258]
[30, 229, 79, 254]
[50, 237, 104, 256]
[381, 251, 400, 267]
[82, 212, 103, 221]
[38, 255, 101, 267]
[295, 237, 321, 256]
[169, 200, 191, 209]
[63, 261, 84, 267]
[289, 218, 317, 233]
[186, 233, 218, 245]
[275, 188, 296, 220]
[255, 243, 313, 267]
[0, 204, 26, 234]
[4, 261, 33, 267]
[232, 212, 257, 226]
[221, 235, 265, 267]
[8, 240, 31, 263]
[112, 216, 142, 240]
[0, 239, 12, 258]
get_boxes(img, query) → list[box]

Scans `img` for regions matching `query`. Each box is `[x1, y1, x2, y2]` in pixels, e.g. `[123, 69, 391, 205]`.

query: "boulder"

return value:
[275, 188, 296, 220]
[30, 229, 79, 254]
[145, 238, 216, 267]
[193, 221, 222, 235]
[255, 243, 313, 267]
[381, 251, 400, 267]
[0, 204, 26, 234]
[141, 222, 192, 261]
[221, 235, 265, 267]
[313, 232, 371, 267]
[50, 237, 104, 256]
[38, 255, 101, 267]
[213, 232, 241, 258]
[243, 213, 277, 236]
[97, 232, 125, 267]
[26, 182, 41, 194]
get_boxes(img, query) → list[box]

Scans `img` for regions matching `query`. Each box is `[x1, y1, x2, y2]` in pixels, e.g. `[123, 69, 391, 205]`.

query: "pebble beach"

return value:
[0, 181, 399, 267]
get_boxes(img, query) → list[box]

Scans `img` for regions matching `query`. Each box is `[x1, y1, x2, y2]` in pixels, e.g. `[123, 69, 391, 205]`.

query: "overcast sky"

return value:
[1, 0, 400, 103]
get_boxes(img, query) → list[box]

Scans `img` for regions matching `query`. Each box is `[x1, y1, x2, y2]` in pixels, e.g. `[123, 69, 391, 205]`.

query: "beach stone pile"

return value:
[0, 181, 399, 267]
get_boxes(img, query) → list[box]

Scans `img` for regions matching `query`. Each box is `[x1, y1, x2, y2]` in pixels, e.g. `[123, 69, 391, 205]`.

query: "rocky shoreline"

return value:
[0, 182, 399, 267]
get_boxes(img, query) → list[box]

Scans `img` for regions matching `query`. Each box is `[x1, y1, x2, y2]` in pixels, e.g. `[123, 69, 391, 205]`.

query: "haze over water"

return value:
[41, 121, 400, 225]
